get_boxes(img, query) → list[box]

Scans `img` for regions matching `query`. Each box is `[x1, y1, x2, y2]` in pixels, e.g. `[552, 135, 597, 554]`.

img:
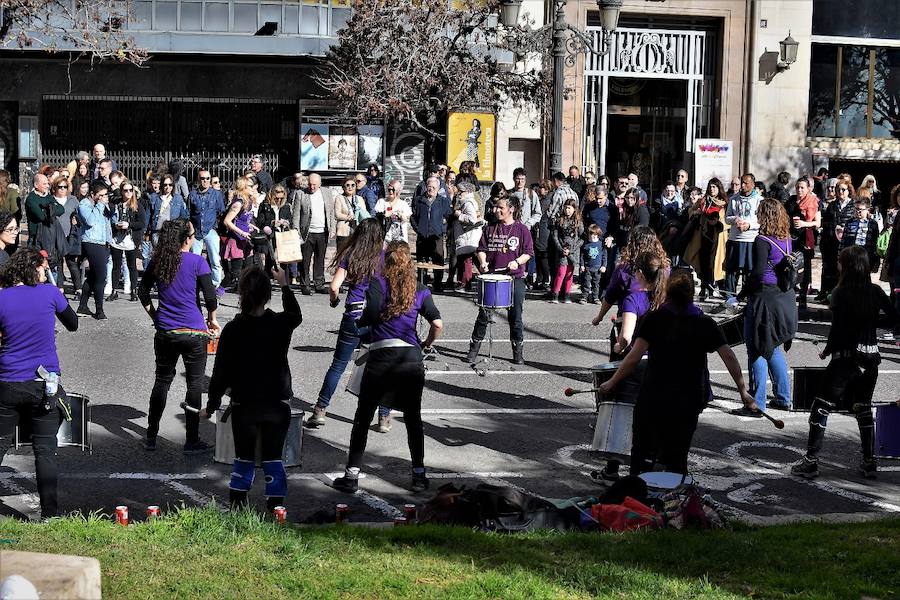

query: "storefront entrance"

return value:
[604, 78, 688, 196]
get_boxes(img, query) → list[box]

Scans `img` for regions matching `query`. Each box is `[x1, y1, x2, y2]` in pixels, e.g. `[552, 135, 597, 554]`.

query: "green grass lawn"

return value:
[0, 508, 897, 599]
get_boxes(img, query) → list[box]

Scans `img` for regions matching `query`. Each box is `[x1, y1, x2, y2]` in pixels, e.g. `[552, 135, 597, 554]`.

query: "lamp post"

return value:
[500, 0, 622, 175]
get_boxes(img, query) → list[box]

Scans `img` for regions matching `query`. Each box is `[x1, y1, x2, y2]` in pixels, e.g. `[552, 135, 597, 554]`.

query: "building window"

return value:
[808, 44, 900, 140]
[180, 1, 203, 31]
[204, 2, 230, 31]
[812, 0, 900, 40]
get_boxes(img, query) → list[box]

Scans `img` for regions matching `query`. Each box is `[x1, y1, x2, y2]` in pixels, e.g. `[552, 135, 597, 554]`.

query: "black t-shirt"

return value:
[636, 307, 726, 411]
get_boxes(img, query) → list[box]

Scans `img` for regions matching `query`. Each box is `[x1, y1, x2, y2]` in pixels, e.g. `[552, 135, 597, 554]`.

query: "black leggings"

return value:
[0, 381, 61, 518]
[111, 247, 138, 292]
[79, 242, 109, 313]
[630, 401, 699, 475]
[232, 402, 290, 462]
[65, 255, 83, 292]
[147, 331, 207, 443]
[347, 399, 424, 469]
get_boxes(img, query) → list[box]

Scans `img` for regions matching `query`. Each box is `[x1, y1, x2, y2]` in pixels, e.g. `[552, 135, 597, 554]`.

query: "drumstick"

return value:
[752, 407, 785, 429]
[564, 387, 601, 397]
[179, 402, 200, 414]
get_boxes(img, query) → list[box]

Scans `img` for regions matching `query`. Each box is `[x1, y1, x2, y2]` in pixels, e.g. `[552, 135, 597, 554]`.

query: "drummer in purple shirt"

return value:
[466, 197, 534, 365]
[0, 248, 78, 519]
[138, 219, 219, 454]
[332, 241, 443, 494]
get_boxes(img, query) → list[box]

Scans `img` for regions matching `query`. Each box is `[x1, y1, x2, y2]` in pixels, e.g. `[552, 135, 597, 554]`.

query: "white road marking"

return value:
[420, 408, 594, 415]
[426, 368, 900, 376]
[164, 480, 223, 508]
[318, 472, 401, 517]
[439, 339, 610, 344]
[0, 478, 42, 514]
[726, 483, 783, 506]
[429, 472, 527, 479]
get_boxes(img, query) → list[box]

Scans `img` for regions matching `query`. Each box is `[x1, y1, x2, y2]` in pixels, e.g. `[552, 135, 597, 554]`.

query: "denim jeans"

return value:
[104, 252, 132, 294]
[0, 380, 61, 518]
[744, 302, 791, 409]
[316, 313, 388, 417]
[472, 277, 526, 342]
[141, 240, 152, 268]
[192, 229, 223, 288]
[147, 331, 208, 443]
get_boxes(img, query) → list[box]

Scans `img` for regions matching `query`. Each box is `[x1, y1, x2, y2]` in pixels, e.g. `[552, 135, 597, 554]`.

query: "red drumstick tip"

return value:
[564, 388, 575, 397]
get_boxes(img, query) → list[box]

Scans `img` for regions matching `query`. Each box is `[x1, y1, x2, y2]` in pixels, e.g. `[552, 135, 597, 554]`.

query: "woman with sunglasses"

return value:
[256, 184, 293, 272]
[366, 164, 385, 200]
[816, 181, 857, 303]
[138, 218, 219, 454]
[109, 180, 145, 302]
[50, 176, 79, 296]
[375, 181, 412, 244]
[149, 175, 189, 248]
[335, 176, 367, 250]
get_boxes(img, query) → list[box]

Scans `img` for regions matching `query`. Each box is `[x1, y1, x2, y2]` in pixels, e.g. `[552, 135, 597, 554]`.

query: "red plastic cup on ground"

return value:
[273, 506, 287, 526]
[115, 505, 128, 526]
[146, 506, 160, 519]
[393, 516, 407, 526]
[335, 503, 348, 524]
[403, 503, 416, 522]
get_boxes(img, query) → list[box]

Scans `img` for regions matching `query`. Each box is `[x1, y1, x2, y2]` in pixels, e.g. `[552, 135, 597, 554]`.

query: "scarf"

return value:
[798, 192, 818, 221]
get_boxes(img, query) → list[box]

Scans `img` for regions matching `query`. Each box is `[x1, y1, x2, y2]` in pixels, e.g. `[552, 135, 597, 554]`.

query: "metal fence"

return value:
[41, 149, 280, 188]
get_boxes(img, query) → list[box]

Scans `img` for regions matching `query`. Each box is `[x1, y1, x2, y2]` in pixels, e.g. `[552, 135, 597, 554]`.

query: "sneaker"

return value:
[598, 464, 620, 483]
[576, 298, 587, 305]
[591, 299, 601, 305]
[332, 476, 358, 494]
[548, 298, 559, 304]
[729, 406, 763, 418]
[183, 440, 213, 455]
[858, 460, 878, 479]
[791, 456, 819, 479]
[879, 332, 895, 342]
[767, 402, 792, 411]
[106, 291, 119, 302]
[300, 286, 312, 296]
[93, 312, 108, 321]
[76, 306, 92, 317]
[304, 406, 327, 428]
[376, 414, 392, 433]
[216, 287, 226, 298]
[411, 471, 429, 492]
[563, 298, 573, 304]
[143, 436, 157, 451]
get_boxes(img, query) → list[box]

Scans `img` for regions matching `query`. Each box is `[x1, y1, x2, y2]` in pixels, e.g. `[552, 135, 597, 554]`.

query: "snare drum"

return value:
[639, 471, 695, 493]
[476, 274, 513, 308]
[716, 312, 745, 347]
[214, 404, 303, 467]
[15, 392, 91, 452]
[591, 402, 633, 456]
[875, 404, 900, 459]
[791, 367, 826, 412]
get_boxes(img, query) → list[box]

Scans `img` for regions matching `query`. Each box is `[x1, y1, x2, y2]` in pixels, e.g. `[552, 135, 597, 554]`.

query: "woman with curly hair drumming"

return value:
[333, 241, 443, 494]
[0, 248, 78, 519]
[138, 219, 219, 454]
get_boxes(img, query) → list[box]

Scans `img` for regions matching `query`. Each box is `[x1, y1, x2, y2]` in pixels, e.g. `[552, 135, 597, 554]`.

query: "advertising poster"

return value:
[694, 139, 734, 191]
[328, 126, 358, 170]
[447, 111, 496, 182]
[356, 125, 384, 170]
[300, 123, 329, 171]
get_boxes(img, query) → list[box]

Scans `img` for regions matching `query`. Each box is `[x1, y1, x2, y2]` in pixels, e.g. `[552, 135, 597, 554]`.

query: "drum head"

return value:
[479, 274, 512, 282]
[639, 472, 694, 489]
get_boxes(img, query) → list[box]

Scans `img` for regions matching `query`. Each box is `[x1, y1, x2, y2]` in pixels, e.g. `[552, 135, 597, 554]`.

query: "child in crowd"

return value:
[580, 224, 607, 304]
[841, 198, 880, 273]
[549, 198, 583, 304]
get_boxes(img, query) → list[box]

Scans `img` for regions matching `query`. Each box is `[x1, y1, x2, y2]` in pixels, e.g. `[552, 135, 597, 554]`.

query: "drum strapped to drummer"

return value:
[466, 198, 534, 366]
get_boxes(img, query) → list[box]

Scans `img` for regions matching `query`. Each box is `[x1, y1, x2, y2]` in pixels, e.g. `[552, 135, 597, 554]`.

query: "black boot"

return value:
[466, 340, 482, 363]
[130, 291, 138, 302]
[266, 496, 285, 512]
[106, 290, 118, 302]
[229, 489, 249, 509]
[512, 341, 524, 365]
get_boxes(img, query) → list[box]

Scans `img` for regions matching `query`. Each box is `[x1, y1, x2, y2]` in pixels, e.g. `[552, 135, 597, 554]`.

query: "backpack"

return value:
[760, 236, 803, 292]
[876, 227, 892, 258]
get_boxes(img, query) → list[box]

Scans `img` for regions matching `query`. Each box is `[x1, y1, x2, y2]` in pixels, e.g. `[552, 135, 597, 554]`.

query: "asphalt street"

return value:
[1, 265, 898, 525]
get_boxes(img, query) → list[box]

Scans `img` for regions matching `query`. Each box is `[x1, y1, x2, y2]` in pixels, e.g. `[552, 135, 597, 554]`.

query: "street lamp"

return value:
[499, 0, 622, 175]
[777, 31, 799, 70]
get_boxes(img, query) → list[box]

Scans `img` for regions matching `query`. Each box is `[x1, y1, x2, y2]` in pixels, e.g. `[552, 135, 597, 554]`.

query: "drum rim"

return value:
[477, 274, 513, 281]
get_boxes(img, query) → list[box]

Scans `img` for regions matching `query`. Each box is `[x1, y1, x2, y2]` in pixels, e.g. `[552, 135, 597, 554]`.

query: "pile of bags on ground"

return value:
[418, 476, 726, 533]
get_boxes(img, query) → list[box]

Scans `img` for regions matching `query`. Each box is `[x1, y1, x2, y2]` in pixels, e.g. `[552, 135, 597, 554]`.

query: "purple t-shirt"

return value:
[621, 290, 651, 319]
[339, 252, 384, 309]
[365, 279, 441, 346]
[478, 221, 534, 278]
[153, 252, 211, 331]
[604, 264, 643, 307]
[758, 236, 791, 286]
[0, 284, 69, 381]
